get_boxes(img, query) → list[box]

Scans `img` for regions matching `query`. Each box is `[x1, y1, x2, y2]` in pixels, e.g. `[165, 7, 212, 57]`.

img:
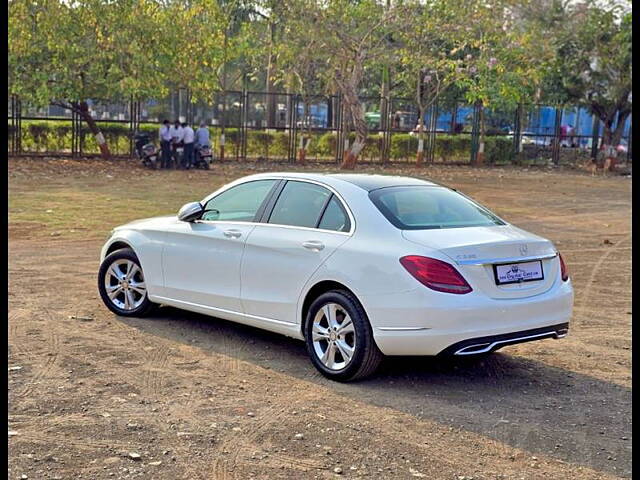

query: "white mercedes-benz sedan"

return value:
[98, 173, 573, 381]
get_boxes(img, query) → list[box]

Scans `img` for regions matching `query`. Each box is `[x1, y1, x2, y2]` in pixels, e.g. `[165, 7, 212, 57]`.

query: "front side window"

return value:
[268, 181, 331, 228]
[369, 186, 505, 230]
[202, 180, 276, 222]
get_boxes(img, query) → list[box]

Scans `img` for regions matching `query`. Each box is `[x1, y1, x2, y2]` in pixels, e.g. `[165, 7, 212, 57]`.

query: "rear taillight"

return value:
[559, 252, 569, 281]
[400, 256, 472, 294]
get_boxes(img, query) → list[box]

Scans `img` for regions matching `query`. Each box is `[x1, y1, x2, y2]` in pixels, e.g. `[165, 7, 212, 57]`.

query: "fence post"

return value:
[187, 89, 194, 125]
[334, 94, 343, 164]
[513, 104, 523, 157]
[287, 94, 299, 164]
[128, 97, 141, 158]
[383, 96, 392, 163]
[241, 88, 248, 160]
[71, 106, 79, 158]
[16, 97, 22, 155]
[426, 101, 438, 163]
[337, 95, 348, 165]
[469, 102, 480, 164]
[450, 103, 458, 134]
[590, 115, 600, 160]
[627, 116, 632, 164]
[10, 95, 16, 155]
[129, 95, 135, 157]
[552, 107, 562, 165]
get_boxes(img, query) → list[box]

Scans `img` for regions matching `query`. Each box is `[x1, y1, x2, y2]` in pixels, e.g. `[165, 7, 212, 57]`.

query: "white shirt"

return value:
[182, 126, 195, 144]
[159, 125, 172, 142]
[169, 125, 184, 142]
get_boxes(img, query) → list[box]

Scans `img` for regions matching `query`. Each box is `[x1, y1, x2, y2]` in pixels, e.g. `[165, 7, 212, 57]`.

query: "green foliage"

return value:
[9, 0, 170, 107]
[543, 2, 631, 141]
[12, 119, 518, 163]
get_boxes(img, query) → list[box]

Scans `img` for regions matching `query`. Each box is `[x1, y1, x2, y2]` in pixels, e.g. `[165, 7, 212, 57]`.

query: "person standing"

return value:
[182, 122, 195, 169]
[169, 120, 183, 167]
[158, 120, 172, 169]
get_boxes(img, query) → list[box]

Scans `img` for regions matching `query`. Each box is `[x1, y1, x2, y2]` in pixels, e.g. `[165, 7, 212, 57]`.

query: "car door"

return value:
[161, 179, 279, 312]
[240, 180, 353, 325]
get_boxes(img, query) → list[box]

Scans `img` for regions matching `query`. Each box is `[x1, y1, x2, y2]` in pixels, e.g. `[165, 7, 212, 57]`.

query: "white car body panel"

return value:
[240, 224, 350, 324]
[100, 172, 573, 356]
[100, 216, 170, 298]
[160, 219, 256, 311]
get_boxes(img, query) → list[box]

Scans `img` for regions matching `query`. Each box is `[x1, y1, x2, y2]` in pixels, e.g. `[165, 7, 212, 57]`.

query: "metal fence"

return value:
[7, 91, 632, 165]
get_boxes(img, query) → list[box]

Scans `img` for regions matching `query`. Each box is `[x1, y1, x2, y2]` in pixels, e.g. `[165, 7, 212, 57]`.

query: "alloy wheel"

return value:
[311, 303, 356, 370]
[103, 259, 147, 311]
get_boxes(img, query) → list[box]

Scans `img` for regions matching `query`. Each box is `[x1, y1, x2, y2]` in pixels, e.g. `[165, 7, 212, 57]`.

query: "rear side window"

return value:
[268, 181, 331, 228]
[369, 186, 505, 230]
[318, 196, 351, 232]
[202, 180, 276, 222]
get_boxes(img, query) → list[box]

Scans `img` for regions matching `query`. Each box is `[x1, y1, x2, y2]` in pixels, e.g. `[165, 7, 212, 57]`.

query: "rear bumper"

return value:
[438, 322, 569, 356]
[363, 279, 573, 356]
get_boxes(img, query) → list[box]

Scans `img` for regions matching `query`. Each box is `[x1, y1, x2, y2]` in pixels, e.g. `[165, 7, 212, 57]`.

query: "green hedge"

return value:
[8, 119, 515, 163]
[390, 134, 514, 163]
[9, 119, 142, 155]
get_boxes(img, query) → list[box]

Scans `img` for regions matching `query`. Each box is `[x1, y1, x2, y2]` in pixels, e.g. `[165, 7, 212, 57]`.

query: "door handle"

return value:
[223, 229, 242, 239]
[302, 240, 325, 251]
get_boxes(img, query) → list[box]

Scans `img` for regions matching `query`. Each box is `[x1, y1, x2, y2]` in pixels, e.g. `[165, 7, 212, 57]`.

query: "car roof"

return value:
[327, 174, 438, 191]
[245, 172, 439, 192]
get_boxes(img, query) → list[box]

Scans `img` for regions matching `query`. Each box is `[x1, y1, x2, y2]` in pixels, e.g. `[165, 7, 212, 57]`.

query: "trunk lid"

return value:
[402, 225, 559, 299]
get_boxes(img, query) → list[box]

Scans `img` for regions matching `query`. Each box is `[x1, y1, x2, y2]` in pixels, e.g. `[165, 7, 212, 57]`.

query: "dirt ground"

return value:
[8, 157, 631, 479]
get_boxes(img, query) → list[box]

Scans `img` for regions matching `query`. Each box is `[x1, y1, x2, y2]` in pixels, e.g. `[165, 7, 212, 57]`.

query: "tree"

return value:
[444, 0, 554, 164]
[9, 0, 169, 160]
[211, 0, 257, 160]
[547, 1, 632, 147]
[281, 0, 405, 169]
[275, 2, 332, 163]
[395, 0, 463, 164]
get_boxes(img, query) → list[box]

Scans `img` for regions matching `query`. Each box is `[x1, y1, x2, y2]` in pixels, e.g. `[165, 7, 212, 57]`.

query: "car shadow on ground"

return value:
[118, 306, 631, 478]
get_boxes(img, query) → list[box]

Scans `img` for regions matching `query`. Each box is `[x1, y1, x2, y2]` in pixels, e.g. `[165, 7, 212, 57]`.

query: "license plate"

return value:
[493, 260, 543, 285]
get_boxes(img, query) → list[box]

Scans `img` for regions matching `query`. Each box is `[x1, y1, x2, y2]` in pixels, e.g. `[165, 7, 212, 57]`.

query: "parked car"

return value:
[98, 173, 573, 381]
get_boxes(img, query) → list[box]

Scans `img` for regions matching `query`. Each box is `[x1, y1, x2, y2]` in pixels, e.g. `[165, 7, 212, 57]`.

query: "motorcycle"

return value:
[133, 132, 159, 169]
[172, 142, 185, 169]
[193, 144, 213, 169]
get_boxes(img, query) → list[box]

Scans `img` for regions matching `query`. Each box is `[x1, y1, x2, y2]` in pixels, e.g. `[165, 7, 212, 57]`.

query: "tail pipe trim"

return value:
[438, 323, 569, 356]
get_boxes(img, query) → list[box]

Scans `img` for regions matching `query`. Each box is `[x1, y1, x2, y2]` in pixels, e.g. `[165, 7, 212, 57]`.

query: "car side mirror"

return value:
[178, 202, 204, 222]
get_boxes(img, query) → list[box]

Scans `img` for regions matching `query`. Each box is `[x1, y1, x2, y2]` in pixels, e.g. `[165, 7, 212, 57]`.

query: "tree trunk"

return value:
[297, 136, 309, 164]
[612, 110, 630, 147]
[339, 84, 367, 169]
[75, 101, 110, 160]
[598, 109, 631, 171]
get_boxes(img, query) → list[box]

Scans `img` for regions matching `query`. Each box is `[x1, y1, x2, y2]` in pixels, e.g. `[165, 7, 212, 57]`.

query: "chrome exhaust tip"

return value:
[454, 330, 564, 356]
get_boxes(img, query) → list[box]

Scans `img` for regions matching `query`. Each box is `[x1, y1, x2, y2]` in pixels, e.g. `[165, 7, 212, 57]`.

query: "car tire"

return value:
[98, 248, 156, 317]
[304, 290, 383, 382]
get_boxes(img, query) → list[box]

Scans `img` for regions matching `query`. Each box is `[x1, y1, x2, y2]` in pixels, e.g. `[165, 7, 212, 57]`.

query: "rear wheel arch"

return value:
[300, 280, 359, 335]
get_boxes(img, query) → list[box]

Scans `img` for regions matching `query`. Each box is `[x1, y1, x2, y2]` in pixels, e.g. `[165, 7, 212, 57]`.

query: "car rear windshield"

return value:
[369, 186, 505, 230]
